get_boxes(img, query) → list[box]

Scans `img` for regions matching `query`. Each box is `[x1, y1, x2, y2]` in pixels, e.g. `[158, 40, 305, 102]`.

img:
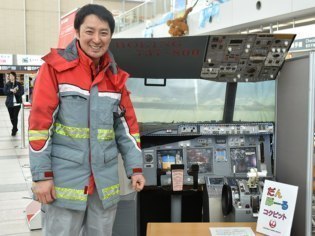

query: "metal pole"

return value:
[58, 0, 61, 31]
[171, 194, 182, 222]
[24, 0, 27, 54]
[21, 103, 25, 149]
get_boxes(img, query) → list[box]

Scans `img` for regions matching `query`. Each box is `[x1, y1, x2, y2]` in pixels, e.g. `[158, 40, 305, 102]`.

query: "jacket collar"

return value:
[43, 39, 113, 74]
[42, 39, 128, 90]
[76, 41, 111, 76]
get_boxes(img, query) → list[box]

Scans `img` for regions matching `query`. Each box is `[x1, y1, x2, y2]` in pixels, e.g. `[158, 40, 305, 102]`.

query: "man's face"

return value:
[76, 14, 112, 65]
[9, 74, 15, 83]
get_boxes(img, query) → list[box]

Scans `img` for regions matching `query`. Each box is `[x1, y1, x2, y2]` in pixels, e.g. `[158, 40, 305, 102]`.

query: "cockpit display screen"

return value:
[186, 148, 213, 173]
[230, 147, 257, 173]
[157, 149, 183, 171]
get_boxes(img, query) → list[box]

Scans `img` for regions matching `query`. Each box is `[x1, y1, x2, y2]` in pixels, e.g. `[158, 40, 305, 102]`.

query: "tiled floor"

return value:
[0, 96, 42, 236]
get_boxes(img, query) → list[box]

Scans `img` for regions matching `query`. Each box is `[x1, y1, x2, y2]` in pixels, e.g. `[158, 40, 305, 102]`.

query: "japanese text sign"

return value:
[256, 180, 298, 236]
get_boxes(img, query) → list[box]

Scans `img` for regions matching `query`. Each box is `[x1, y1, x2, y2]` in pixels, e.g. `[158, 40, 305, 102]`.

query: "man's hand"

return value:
[131, 174, 146, 192]
[32, 180, 56, 204]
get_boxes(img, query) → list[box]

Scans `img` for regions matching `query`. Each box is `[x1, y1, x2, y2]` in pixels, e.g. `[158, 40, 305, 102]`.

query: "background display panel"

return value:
[186, 148, 213, 173]
[157, 149, 183, 171]
[230, 147, 257, 173]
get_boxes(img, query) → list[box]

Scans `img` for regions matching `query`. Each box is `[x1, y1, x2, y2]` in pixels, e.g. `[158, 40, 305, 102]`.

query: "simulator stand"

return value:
[158, 164, 200, 222]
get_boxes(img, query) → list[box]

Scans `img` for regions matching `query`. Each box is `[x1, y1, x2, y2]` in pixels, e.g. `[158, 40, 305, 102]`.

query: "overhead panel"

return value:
[110, 34, 295, 82]
[110, 36, 207, 78]
[201, 34, 296, 82]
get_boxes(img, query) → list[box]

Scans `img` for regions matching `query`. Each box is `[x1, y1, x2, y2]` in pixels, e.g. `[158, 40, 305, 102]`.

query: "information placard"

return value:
[256, 180, 298, 236]
[209, 227, 255, 236]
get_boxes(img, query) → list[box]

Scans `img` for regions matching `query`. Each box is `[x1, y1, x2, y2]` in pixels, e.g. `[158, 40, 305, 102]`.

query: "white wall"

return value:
[275, 24, 315, 39]
[292, 0, 315, 11]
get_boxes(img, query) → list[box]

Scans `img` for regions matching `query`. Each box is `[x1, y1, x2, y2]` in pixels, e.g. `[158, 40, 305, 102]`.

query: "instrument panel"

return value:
[110, 34, 295, 82]
[201, 34, 295, 82]
[142, 123, 274, 187]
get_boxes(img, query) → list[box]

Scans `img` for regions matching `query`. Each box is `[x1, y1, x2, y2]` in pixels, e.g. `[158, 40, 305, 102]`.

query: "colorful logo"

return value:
[269, 220, 277, 228]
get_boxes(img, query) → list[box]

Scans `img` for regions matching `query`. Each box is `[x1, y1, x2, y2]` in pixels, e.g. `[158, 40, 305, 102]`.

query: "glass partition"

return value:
[126, 78, 226, 126]
[233, 81, 276, 122]
[127, 78, 276, 126]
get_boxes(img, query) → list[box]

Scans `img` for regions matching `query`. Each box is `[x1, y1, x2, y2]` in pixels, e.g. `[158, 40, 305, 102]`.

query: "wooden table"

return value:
[147, 222, 265, 236]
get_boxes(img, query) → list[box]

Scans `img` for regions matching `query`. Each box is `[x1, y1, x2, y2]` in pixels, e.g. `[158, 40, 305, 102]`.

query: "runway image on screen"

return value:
[157, 149, 183, 171]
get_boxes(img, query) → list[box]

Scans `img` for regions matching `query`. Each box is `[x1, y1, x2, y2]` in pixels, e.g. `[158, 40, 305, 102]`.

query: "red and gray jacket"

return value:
[29, 39, 143, 211]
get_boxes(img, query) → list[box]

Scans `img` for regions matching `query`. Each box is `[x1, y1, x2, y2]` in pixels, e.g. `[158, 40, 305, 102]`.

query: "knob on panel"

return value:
[144, 154, 154, 163]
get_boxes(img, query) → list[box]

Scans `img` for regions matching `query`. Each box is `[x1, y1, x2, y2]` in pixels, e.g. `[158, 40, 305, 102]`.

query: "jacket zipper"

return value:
[87, 69, 94, 195]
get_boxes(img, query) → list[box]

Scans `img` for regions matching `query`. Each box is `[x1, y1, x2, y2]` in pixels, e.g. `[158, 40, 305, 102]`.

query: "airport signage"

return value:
[17, 55, 44, 66]
[0, 54, 13, 65]
[0, 65, 40, 71]
[290, 37, 315, 51]
[256, 180, 298, 236]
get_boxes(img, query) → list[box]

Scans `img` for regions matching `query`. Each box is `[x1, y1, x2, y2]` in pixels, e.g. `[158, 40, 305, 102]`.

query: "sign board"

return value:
[17, 55, 43, 66]
[256, 180, 298, 236]
[0, 54, 13, 65]
[0, 65, 40, 71]
[58, 9, 78, 48]
[290, 37, 315, 52]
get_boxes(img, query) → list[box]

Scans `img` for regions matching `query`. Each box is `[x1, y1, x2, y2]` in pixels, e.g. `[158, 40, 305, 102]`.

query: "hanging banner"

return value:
[256, 180, 298, 236]
[58, 8, 78, 48]
[173, 0, 187, 17]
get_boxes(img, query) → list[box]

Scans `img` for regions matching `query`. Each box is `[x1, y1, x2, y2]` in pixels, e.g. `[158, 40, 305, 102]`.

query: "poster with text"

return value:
[256, 180, 298, 236]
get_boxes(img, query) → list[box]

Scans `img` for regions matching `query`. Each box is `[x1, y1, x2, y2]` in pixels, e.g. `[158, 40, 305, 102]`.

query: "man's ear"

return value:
[75, 30, 80, 39]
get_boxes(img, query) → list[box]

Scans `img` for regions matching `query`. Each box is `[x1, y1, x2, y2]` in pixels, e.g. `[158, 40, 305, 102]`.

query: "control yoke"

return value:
[188, 164, 199, 190]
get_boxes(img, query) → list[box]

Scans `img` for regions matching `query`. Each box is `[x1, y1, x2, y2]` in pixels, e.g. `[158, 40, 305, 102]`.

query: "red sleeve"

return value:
[29, 63, 59, 151]
[119, 86, 141, 148]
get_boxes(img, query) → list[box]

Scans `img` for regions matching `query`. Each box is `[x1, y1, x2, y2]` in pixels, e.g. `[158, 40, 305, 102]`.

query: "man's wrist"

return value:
[32, 171, 54, 182]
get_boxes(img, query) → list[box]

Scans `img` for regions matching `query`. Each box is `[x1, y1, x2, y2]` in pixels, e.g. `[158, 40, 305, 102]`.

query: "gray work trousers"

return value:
[41, 190, 117, 236]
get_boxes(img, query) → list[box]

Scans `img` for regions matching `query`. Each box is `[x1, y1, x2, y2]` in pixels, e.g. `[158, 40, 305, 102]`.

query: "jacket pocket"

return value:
[51, 145, 85, 164]
[60, 92, 88, 102]
[58, 92, 89, 125]
[98, 96, 119, 125]
[104, 150, 118, 167]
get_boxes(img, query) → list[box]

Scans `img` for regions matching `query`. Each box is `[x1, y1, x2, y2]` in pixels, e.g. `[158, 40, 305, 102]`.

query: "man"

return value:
[29, 4, 145, 236]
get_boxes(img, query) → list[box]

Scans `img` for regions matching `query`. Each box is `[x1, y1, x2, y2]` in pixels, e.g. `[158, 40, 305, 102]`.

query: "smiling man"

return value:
[28, 4, 145, 236]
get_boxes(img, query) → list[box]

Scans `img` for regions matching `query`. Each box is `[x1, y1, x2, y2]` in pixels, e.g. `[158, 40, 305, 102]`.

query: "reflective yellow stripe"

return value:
[132, 133, 140, 143]
[102, 184, 120, 200]
[55, 186, 87, 201]
[29, 130, 49, 141]
[55, 123, 89, 138]
[54, 123, 114, 141]
[98, 129, 115, 141]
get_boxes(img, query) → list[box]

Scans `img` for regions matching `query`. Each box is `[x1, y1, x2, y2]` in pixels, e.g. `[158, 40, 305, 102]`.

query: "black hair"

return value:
[74, 4, 115, 35]
[9, 71, 17, 79]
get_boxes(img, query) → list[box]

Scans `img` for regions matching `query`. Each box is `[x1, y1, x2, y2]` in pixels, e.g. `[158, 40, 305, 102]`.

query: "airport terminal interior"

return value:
[1, 0, 315, 235]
